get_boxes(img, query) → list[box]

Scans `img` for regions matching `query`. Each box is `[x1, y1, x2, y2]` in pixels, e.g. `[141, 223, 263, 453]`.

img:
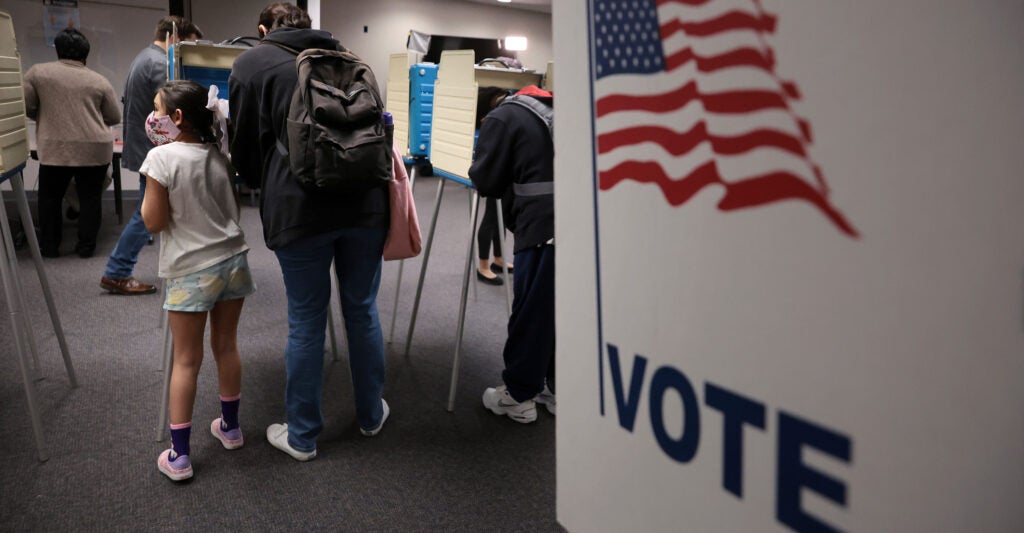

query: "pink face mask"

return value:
[144, 111, 181, 146]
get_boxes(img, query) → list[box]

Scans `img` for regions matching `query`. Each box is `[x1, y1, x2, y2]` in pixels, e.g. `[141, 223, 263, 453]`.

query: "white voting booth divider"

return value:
[397, 49, 517, 411]
[0, 10, 77, 463]
[554, 0, 1024, 531]
[385, 53, 411, 159]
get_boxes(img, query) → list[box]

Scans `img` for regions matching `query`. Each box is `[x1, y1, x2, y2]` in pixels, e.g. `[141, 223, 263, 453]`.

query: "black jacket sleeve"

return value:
[229, 71, 261, 189]
[469, 117, 513, 198]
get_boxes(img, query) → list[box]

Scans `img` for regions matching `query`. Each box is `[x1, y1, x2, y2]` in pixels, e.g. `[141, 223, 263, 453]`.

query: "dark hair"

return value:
[154, 16, 203, 42]
[180, 21, 204, 40]
[54, 28, 89, 62]
[158, 80, 217, 144]
[476, 86, 512, 128]
[259, 2, 311, 30]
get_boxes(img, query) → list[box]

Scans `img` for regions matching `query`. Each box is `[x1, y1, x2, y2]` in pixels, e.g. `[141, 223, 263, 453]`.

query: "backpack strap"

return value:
[500, 95, 554, 140]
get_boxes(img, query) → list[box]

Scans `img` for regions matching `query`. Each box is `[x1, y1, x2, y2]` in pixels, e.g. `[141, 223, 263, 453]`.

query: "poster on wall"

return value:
[557, 0, 1024, 531]
[43, 0, 79, 46]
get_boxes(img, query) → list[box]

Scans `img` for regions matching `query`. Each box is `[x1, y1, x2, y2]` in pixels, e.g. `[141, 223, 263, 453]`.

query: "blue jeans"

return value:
[274, 227, 387, 452]
[103, 176, 151, 279]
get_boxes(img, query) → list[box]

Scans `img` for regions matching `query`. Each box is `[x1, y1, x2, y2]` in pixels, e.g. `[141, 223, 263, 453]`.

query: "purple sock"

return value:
[169, 422, 192, 458]
[220, 394, 240, 430]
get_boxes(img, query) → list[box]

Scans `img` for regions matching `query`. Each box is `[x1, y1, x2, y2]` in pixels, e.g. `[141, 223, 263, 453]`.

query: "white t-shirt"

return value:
[140, 142, 249, 278]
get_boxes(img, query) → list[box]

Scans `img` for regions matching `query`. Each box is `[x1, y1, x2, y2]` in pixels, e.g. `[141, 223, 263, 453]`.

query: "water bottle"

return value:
[382, 111, 394, 150]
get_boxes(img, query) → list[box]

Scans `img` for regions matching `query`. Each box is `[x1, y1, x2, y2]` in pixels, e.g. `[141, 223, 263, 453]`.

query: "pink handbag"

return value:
[383, 144, 422, 261]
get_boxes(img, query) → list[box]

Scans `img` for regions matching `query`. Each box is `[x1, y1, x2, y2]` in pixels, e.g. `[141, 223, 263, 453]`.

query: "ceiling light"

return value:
[504, 36, 528, 51]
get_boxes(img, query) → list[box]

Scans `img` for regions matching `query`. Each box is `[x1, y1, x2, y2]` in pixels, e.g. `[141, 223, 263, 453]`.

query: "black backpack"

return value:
[269, 42, 393, 193]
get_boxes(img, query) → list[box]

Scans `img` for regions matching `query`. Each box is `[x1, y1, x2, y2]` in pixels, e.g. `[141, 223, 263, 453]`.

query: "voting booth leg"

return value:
[112, 156, 123, 225]
[0, 194, 48, 461]
[155, 307, 173, 441]
[11, 173, 76, 385]
[387, 259, 406, 344]
[494, 199, 512, 316]
[327, 262, 340, 362]
[447, 192, 481, 411]
[387, 164, 416, 344]
[404, 178, 446, 357]
[469, 188, 477, 302]
[0, 194, 42, 380]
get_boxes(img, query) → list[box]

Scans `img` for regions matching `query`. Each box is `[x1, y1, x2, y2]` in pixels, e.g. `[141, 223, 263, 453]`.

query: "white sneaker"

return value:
[360, 399, 390, 437]
[482, 385, 537, 423]
[266, 423, 317, 461]
[535, 386, 556, 416]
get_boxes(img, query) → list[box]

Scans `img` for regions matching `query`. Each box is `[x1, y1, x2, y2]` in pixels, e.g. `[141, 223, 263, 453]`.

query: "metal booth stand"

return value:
[0, 165, 78, 462]
[389, 50, 515, 412]
[0, 10, 77, 462]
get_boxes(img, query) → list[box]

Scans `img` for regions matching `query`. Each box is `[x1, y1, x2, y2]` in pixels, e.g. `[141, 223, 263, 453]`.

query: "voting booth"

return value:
[0, 10, 77, 463]
[167, 41, 246, 93]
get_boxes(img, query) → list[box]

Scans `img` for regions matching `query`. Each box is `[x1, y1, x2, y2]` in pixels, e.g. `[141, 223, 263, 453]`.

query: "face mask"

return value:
[145, 111, 181, 146]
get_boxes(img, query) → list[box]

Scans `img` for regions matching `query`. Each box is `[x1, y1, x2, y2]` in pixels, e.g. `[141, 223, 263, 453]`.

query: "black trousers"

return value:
[502, 244, 555, 402]
[477, 197, 504, 261]
[37, 163, 108, 254]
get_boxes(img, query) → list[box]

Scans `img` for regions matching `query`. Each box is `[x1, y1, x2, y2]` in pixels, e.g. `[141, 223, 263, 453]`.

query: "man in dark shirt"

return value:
[470, 86, 556, 423]
[100, 16, 201, 295]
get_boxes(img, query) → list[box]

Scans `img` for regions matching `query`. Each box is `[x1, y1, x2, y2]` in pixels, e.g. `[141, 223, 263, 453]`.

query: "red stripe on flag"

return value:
[598, 123, 809, 158]
[664, 46, 775, 73]
[716, 171, 858, 237]
[596, 82, 789, 117]
[600, 160, 720, 206]
[599, 159, 859, 237]
[661, 11, 777, 40]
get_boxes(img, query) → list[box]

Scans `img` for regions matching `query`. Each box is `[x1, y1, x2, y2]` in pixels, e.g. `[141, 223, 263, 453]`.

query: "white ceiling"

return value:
[459, 0, 552, 14]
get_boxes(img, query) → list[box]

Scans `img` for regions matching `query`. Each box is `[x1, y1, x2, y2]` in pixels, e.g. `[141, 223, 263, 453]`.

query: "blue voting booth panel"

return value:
[408, 63, 438, 158]
[180, 66, 230, 94]
[167, 43, 242, 98]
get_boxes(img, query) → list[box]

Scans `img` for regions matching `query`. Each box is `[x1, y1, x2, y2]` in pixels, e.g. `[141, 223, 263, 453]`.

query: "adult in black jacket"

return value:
[229, 2, 390, 460]
[470, 86, 556, 423]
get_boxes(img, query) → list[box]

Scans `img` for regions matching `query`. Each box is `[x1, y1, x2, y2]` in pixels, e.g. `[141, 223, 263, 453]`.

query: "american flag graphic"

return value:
[592, 0, 858, 237]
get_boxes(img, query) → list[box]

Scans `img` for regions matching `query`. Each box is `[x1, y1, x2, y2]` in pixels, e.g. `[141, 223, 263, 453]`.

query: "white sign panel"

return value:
[554, 0, 1024, 531]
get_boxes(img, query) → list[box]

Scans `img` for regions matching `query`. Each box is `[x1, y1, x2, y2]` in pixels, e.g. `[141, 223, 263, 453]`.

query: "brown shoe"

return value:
[100, 276, 157, 295]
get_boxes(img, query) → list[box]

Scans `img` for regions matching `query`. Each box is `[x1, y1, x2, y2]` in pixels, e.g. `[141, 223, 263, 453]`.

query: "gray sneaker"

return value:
[482, 385, 537, 423]
[535, 386, 556, 416]
[266, 423, 316, 461]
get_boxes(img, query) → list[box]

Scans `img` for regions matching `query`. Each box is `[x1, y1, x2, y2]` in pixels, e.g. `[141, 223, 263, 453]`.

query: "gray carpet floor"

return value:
[0, 176, 560, 531]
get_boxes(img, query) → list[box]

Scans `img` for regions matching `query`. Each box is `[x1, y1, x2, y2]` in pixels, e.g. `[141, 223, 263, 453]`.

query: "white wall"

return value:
[321, 0, 552, 100]
[555, 0, 1024, 531]
[189, 0, 266, 44]
[192, 0, 553, 101]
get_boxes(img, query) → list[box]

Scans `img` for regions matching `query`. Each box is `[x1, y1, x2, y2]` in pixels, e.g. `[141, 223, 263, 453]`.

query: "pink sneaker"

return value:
[210, 418, 244, 450]
[157, 449, 193, 481]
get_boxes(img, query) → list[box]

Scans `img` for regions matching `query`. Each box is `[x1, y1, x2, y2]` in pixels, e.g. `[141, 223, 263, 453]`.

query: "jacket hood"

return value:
[516, 85, 552, 99]
[263, 26, 338, 51]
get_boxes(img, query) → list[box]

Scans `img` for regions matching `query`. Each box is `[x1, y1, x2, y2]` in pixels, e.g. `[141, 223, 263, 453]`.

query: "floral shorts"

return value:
[164, 252, 256, 312]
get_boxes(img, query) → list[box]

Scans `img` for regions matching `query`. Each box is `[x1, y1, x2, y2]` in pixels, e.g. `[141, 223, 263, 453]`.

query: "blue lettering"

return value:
[649, 366, 700, 462]
[705, 382, 766, 498]
[607, 343, 647, 432]
[777, 411, 852, 533]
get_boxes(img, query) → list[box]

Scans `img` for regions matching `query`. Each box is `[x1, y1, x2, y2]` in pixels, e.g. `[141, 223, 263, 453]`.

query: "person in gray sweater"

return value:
[23, 28, 120, 258]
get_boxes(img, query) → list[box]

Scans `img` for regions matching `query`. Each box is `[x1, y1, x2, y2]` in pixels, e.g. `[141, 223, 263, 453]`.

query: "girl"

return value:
[141, 80, 254, 481]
